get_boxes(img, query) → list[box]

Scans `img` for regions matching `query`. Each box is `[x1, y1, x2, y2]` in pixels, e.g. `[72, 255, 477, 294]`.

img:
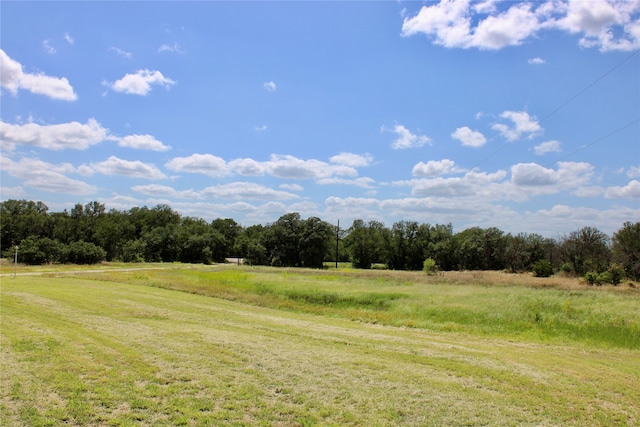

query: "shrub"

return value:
[598, 264, 625, 286]
[531, 259, 553, 277]
[423, 258, 438, 275]
[584, 271, 599, 286]
[559, 262, 574, 275]
[15, 236, 64, 265]
[64, 241, 106, 265]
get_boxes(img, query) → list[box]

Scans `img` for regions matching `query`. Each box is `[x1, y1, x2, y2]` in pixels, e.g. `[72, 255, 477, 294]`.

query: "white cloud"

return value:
[534, 140, 562, 155]
[64, 33, 74, 44]
[0, 186, 24, 198]
[412, 159, 459, 177]
[0, 119, 110, 151]
[109, 69, 175, 96]
[202, 182, 299, 201]
[382, 124, 431, 149]
[254, 125, 267, 132]
[263, 81, 277, 92]
[627, 166, 640, 178]
[573, 186, 604, 197]
[528, 57, 546, 64]
[166, 153, 229, 177]
[42, 40, 56, 54]
[158, 43, 185, 54]
[89, 156, 167, 179]
[228, 158, 267, 176]
[0, 49, 77, 101]
[402, 0, 640, 52]
[329, 152, 373, 167]
[280, 183, 304, 191]
[605, 180, 640, 198]
[511, 161, 593, 189]
[451, 126, 486, 147]
[1, 156, 96, 195]
[492, 110, 542, 142]
[266, 154, 357, 179]
[131, 184, 200, 199]
[109, 47, 132, 59]
[316, 177, 376, 188]
[118, 134, 171, 151]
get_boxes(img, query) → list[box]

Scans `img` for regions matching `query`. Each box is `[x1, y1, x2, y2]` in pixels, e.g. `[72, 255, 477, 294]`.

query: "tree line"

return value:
[1, 200, 638, 282]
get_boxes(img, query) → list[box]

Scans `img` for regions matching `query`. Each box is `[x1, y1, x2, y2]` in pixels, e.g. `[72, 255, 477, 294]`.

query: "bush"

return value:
[559, 262, 574, 275]
[531, 259, 553, 277]
[423, 258, 438, 275]
[15, 236, 64, 265]
[584, 271, 599, 286]
[64, 241, 106, 265]
[598, 264, 625, 286]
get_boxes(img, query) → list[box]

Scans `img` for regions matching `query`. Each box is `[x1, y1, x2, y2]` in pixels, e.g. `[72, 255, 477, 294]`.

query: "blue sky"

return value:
[1, 0, 639, 236]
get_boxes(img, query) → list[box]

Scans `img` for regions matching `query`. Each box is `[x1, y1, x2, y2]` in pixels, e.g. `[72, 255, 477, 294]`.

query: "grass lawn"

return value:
[1, 264, 639, 426]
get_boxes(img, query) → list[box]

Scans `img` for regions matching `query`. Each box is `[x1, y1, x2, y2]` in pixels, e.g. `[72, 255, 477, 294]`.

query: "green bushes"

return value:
[584, 264, 625, 286]
[10, 237, 106, 265]
[531, 259, 553, 277]
[423, 258, 438, 275]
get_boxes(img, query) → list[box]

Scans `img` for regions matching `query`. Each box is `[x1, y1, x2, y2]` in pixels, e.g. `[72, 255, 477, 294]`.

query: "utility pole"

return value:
[14, 246, 18, 279]
[335, 219, 339, 269]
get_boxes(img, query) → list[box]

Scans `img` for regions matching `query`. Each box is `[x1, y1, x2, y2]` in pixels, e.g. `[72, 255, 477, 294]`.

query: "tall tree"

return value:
[611, 221, 640, 280]
[559, 226, 610, 275]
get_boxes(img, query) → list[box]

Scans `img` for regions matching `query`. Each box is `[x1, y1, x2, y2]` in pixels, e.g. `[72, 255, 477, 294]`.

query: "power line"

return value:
[511, 117, 640, 186]
[470, 48, 640, 170]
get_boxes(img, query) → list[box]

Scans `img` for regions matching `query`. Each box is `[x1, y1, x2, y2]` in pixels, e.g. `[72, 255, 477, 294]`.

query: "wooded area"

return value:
[1, 199, 638, 282]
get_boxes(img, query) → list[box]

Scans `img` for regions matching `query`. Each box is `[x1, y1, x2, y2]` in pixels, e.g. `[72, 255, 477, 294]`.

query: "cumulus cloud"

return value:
[627, 166, 640, 178]
[534, 140, 562, 155]
[202, 182, 299, 201]
[316, 177, 376, 188]
[451, 126, 487, 147]
[109, 69, 175, 95]
[263, 81, 277, 92]
[266, 154, 357, 179]
[280, 183, 304, 191]
[401, 0, 640, 51]
[165, 153, 228, 177]
[89, 156, 167, 179]
[118, 134, 171, 151]
[0, 49, 77, 101]
[43, 40, 56, 54]
[0, 156, 96, 195]
[511, 161, 593, 189]
[132, 184, 200, 199]
[228, 158, 267, 176]
[64, 33, 74, 44]
[492, 110, 542, 141]
[382, 124, 431, 149]
[329, 152, 373, 167]
[412, 159, 459, 177]
[0, 119, 110, 151]
[605, 180, 640, 198]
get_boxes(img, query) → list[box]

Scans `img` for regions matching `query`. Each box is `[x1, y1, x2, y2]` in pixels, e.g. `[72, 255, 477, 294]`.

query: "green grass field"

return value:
[1, 264, 639, 426]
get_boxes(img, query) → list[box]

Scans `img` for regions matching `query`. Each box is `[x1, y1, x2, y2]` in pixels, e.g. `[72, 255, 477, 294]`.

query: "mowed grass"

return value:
[1, 266, 639, 426]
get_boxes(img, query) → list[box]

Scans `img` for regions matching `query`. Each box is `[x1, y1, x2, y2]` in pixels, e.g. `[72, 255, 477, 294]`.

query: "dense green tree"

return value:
[344, 220, 385, 269]
[559, 226, 610, 275]
[0, 200, 49, 253]
[611, 221, 640, 280]
[15, 236, 63, 265]
[299, 217, 334, 268]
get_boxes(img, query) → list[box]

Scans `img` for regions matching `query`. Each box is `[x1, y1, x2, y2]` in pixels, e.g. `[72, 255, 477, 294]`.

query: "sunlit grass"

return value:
[2, 265, 639, 426]
[94, 265, 640, 349]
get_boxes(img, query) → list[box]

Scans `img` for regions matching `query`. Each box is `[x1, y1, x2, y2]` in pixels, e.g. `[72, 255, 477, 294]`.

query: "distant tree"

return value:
[64, 241, 106, 265]
[611, 221, 640, 280]
[559, 226, 610, 275]
[14, 236, 63, 265]
[344, 220, 385, 269]
[0, 200, 49, 253]
[300, 217, 334, 268]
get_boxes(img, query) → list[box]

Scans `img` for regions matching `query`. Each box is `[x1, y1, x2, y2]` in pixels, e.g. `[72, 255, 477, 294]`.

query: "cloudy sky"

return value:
[1, 1, 639, 236]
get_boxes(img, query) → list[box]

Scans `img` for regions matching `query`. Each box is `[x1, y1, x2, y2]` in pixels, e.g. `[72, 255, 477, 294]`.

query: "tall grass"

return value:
[92, 266, 640, 349]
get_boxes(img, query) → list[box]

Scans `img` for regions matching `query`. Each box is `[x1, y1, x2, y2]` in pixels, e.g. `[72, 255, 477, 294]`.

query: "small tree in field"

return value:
[423, 258, 438, 275]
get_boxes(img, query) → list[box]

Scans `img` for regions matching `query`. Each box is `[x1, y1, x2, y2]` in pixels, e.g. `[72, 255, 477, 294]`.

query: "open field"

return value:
[2, 264, 639, 426]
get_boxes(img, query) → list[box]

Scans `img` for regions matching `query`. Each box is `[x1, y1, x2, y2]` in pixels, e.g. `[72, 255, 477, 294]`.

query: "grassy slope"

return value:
[1, 266, 639, 426]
